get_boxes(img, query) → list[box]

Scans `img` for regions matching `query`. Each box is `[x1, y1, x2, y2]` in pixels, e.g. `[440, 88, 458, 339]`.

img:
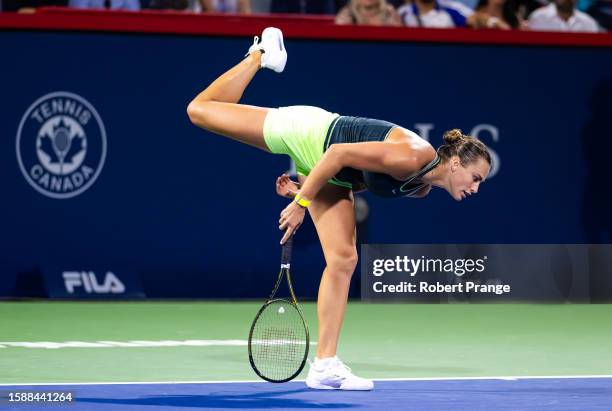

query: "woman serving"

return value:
[187, 27, 491, 391]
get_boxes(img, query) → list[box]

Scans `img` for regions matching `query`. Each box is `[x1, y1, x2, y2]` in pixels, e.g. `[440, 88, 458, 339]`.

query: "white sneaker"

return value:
[246, 27, 287, 73]
[305, 356, 374, 391]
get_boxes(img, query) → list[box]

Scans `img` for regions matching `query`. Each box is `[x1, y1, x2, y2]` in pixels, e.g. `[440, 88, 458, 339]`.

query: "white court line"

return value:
[0, 340, 318, 349]
[373, 375, 612, 382]
[1, 375, 611, 387]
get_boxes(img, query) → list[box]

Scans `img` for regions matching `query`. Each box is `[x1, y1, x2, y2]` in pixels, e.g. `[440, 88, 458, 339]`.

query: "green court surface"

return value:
[1, 302, 611, 384]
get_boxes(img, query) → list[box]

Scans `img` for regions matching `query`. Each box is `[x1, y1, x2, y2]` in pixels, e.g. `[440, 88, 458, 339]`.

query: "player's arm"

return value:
[297, 141, 421, 202]
[278, 141, 426, 243]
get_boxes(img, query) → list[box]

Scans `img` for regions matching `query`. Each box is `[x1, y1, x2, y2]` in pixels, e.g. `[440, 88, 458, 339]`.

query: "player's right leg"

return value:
[301, 179, 374, 391]
[187, 27, 287, 151]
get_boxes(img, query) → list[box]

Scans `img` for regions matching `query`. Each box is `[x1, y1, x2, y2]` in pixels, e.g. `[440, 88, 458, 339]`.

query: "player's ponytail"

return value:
[438, 129, 491, 166]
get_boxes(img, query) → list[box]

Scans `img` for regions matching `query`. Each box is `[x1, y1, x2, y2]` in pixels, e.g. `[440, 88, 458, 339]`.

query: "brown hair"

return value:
[437, 129, 491, 166]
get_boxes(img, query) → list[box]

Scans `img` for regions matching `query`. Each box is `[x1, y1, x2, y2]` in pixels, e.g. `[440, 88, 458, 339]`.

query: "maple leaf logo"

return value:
[38, 117, 85, 165]
[39, 134, 60, 164]
[64, 136, 84, 164]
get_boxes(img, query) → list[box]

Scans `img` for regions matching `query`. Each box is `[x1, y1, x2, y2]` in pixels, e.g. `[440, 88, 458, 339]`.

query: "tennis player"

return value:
[187, 27, 491, 390]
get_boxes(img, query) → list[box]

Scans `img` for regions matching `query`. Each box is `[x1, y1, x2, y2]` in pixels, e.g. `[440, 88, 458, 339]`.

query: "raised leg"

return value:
[187, 51, 270, 151]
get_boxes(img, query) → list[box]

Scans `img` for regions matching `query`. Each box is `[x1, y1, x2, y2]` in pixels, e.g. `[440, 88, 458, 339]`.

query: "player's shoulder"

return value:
[402, 129, 437, 164]
[394, 127, 435, 154]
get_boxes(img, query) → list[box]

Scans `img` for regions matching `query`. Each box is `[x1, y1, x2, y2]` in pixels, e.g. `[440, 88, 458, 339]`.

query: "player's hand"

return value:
[276, 174, 300, 199]
[279, 201, 306, 244]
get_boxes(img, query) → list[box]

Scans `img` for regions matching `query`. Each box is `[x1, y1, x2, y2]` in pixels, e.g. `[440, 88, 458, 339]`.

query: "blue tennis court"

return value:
[3, 377, 611, 410]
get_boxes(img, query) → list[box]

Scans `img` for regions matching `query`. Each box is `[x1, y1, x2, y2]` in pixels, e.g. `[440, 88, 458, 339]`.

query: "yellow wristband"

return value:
[294, 193, 311, 208]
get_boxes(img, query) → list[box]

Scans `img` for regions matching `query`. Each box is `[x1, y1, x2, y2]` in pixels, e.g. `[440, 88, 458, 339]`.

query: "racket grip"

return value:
[281, 233, 293, 265]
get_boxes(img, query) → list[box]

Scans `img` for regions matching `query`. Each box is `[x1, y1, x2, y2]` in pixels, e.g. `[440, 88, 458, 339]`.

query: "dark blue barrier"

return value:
[1, 13, 611, 299]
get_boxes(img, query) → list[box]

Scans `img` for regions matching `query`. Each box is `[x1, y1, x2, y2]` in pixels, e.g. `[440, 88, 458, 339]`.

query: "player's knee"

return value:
[186, 101, 199, 124]
[327, 250, 358, 278]
[187, 100, 210, 128]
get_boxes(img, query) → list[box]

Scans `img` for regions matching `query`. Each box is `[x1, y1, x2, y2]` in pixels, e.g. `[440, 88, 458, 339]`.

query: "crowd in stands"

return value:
[0, 0, 608, 32]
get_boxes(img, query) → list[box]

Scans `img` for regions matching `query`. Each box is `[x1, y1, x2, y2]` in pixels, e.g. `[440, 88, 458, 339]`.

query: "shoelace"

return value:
[310, 358, 354, 378]
[244, 36, 263, 57]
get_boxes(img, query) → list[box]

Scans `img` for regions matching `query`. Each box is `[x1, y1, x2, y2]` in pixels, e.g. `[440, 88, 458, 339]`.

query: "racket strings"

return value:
[250, 300, 307, 381]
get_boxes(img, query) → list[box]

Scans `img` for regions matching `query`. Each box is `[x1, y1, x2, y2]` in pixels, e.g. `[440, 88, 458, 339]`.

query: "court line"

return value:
[0, 340, 318, 349]
[1, 375, 611, 386]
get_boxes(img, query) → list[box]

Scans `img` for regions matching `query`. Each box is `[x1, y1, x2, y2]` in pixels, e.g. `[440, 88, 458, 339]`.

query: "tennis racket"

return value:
[248, 234, 310, 383]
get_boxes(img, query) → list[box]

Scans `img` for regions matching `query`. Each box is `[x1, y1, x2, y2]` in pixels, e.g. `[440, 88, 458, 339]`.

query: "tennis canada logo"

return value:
[16, 92, 107, 199]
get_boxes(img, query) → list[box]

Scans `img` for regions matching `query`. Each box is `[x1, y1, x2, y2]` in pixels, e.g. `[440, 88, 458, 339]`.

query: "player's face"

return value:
[448, 157, 490, 201]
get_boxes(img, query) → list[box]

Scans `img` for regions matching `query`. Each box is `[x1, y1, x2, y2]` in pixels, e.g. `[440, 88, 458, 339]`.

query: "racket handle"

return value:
[281, 233, 293, 266]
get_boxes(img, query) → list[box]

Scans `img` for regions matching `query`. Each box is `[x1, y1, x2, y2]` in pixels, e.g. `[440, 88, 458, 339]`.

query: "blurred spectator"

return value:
[580, 0, 612, 29]
[516, 0, 545, 20]
[336, 0, 402, 25]
[271, 0, 335, 14]
[69, 0, 140, 9]
[527, 0, 600, 31]
[251, 0, 270, 13]
[200, 0, 251, 12]
[398, 0, 473, 27]
[467, 0, 523, 28]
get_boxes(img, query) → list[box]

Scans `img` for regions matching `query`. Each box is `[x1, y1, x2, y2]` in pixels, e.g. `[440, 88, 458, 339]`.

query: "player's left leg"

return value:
[187, 27, 287, 151]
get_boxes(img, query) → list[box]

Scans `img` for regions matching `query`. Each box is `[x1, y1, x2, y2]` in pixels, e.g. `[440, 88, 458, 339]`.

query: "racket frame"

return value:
[248, 236, 310, 383]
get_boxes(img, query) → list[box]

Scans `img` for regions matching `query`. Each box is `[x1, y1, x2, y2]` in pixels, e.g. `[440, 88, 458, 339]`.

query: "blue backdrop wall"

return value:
[1, 30, 611, 299]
